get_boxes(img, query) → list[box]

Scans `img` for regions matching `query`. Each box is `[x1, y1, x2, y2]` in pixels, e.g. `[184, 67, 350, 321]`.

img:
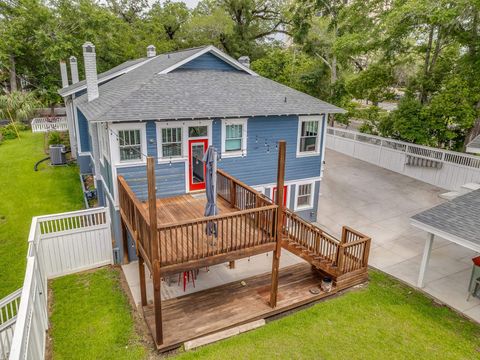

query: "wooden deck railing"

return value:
[118, 176, 153, 267]
[283, 209, 340, 264]
[282, 209, 370, 277]
[157, 205, 277, 272]
[217, 169, 273, 210]
[337, 227, 371, 275]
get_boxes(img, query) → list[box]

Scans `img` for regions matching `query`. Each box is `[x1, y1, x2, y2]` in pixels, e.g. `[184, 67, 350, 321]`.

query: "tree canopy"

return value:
[1, 0, 479, 150]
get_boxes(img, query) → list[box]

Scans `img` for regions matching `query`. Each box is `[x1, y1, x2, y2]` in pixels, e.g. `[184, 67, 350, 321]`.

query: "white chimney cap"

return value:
[147, 45, 156, 58]
[238, 56, 250, 68]
[83, 42, 95, 53]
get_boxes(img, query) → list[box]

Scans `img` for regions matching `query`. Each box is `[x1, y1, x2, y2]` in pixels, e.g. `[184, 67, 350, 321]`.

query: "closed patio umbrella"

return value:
[203, 146, 218, 237]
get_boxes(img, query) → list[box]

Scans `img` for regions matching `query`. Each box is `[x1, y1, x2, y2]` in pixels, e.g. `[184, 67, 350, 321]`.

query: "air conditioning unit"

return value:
[49, 144, 67, 165]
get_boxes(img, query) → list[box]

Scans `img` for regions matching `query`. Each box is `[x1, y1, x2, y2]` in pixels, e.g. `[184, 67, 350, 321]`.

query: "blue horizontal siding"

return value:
[212, 115, 324, 185]
[77, 109, 91, 152]
[117, 162, 185, 201]
[146, 121, 157, 157]
[175, 52, 241, 72]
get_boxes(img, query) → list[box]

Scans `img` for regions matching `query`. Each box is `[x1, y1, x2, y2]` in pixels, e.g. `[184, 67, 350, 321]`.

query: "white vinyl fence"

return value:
[326, 127, 480, 191]
[2, 207, 113, 360]
[31, 117, 68, 133]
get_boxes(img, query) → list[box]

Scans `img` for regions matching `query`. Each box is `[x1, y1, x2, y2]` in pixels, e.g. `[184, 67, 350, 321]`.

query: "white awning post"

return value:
[417, 233, 434, 288]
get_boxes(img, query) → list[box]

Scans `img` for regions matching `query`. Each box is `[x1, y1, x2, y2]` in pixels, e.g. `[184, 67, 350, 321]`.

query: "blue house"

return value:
[58, 43, 345, 263]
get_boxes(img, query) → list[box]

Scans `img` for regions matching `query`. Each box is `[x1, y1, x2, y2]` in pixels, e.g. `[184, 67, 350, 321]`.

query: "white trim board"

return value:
[410, 219, 480, 253]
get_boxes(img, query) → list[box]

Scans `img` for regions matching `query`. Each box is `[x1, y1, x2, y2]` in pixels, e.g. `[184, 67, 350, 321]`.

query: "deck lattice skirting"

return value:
[118, 146, 371, 350]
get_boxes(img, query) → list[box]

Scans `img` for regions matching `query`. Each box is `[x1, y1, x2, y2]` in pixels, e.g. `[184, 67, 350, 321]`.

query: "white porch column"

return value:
[417, 233, 434, 288]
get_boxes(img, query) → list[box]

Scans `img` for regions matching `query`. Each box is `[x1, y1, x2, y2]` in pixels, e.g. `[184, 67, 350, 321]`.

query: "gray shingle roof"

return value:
[74, 46, 345, 121]
[58, 57, 148, 96]
[411, 189, 480, 245]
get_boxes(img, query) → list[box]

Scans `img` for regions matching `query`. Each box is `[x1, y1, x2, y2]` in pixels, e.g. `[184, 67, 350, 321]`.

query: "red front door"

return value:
[273, 185, 288, 207]
[188, 139, 208, 191]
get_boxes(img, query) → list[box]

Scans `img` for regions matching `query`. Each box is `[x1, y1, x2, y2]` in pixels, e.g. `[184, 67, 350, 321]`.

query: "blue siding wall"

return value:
[117, 162, 185, 201]
[77, 109, 91, 152]
[146, 121, 157, 157]
[175, 52, 242, 72]
[212, 116, 324, 185]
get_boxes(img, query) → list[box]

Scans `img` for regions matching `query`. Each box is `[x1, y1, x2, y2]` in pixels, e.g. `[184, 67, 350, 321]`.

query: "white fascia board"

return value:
[410, 219, 480, 253]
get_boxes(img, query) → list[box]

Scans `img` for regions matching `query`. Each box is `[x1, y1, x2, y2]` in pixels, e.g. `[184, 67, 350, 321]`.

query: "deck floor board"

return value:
[143, 263, 349, 351]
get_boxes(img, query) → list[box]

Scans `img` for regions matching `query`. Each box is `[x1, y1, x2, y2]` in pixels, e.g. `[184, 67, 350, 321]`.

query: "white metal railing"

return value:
[31, 117, 68, 133]
[327, 127, 480, 190]
[4, 207, 112, 360]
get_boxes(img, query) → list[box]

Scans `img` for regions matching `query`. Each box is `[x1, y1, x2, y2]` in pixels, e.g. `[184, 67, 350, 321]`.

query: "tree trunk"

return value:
[420, 26, 434, 104]
[9, 54, 17, 92]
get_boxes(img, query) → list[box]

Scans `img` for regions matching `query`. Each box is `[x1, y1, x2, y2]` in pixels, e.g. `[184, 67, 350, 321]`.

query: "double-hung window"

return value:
[297, 117, 321, 156]
[161, 127, 182, 158]
[222, 119, 247, 157]
[295, 182, 314, 210]
[118, 129, 142, 161]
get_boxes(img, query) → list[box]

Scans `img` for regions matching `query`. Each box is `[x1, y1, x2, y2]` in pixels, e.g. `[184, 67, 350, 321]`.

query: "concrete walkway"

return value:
[317, 149, 480, 323]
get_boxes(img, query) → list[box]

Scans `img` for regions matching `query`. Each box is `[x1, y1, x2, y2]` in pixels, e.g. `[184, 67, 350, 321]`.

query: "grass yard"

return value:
[175, 271, 480, 360]
[49, 267, 145, 360]
[0, 131, 84, 297]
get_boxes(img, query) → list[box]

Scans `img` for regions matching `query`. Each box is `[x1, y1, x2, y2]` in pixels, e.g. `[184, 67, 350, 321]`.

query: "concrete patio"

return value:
[317, 149, 480, 323]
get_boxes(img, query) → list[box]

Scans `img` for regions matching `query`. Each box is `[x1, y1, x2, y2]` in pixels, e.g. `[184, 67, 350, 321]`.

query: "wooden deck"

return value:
[143, 262, 365, 351]
[137, 193, 277, 274]
[143, 194, 236, 226]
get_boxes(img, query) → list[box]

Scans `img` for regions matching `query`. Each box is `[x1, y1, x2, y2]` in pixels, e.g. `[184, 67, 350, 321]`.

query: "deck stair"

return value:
[280, 208, 371, 283]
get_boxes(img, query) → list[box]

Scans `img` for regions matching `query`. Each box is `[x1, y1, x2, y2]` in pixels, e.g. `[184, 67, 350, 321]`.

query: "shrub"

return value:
[0, 122, 28, 140]
[47, 131, 70, 148]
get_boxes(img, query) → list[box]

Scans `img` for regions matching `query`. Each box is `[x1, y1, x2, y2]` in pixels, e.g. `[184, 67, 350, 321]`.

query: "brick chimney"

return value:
[147, 45, 156, 58]
[82, 42, 99, 102]
[238, 56, 250, 68]
[60, 61, 69, 88]
[69, 56, 79, 84]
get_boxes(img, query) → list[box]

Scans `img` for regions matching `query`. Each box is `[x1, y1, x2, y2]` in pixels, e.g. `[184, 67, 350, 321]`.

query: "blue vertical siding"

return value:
[117, 162, 185, 201]
[77, 109, 91, 152]
[175, 52, 242, 72]
[212, 115, 324, 185]
[100, 158, 113, 195]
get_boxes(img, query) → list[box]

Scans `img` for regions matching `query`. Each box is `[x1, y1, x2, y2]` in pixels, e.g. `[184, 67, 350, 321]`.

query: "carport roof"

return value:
[410, 189, 480, 251]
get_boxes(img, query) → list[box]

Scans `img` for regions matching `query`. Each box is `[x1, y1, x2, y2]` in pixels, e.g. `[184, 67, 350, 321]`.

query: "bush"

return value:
[47, 131, 70, 148]
[0, 122, 28, 140]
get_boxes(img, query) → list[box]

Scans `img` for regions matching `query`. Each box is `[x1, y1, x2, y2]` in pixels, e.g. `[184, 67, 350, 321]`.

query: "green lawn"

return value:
[49, 267, 145, 360]
[175, 271, 480, 360]
[0, 131, 84, 297]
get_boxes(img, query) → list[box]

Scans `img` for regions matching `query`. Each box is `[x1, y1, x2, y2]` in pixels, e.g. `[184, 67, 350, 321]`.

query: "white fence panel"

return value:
[4, 207, 112, 360]
[0, 290, 22, 360]
[326, 127, 480, 191]
[31, 117, 68, 133]
[35, 208, 113, 278]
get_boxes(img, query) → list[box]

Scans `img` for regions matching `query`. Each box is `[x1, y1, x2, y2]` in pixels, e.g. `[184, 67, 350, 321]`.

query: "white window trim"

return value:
[109, 122, 147, 167]
[156, 122, 186, 163]
[272, 184, 292, 209]
[221, 118, 248, 158]
[294, 180, 316, 211]
[296, 115, 322, 157]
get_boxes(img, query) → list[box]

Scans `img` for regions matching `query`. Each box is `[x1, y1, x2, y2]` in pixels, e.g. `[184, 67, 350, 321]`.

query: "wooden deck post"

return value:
[120, 218, 130, 264]
[138, 254, 147, 307]
[270, 140, 286, 308]
[147, 156, 163, 345]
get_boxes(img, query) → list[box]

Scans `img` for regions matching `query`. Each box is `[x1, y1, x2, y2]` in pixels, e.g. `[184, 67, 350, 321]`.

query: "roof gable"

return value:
[158, 46, 257, 76]
[173, 52, 242, 72]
